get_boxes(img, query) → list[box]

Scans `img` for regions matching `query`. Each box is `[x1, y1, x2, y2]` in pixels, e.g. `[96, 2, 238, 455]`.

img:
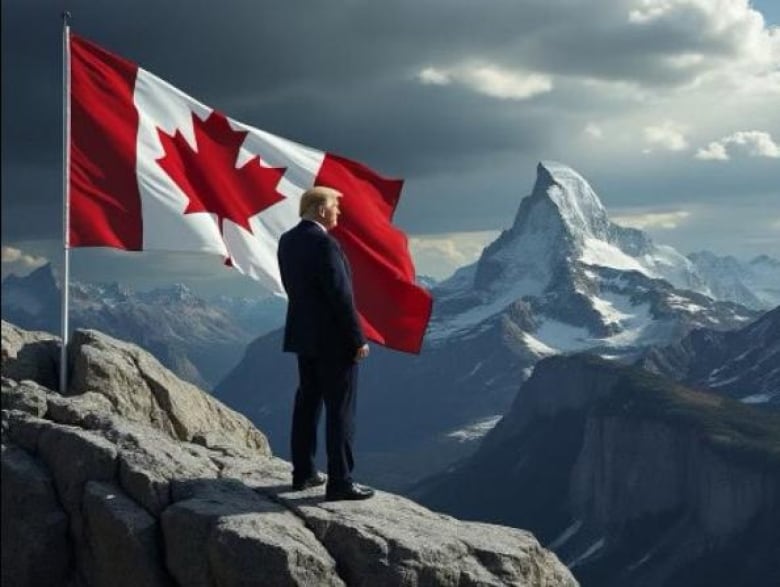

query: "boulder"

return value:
[162, 478, 343, 587]
[113, 421, 220, 516]
[1, 320, 59, 391]
[261, 475, 576, 587]
[82, 481, 172, 587]
[222, 457, 576, 586]
[68, 329, 269, 456]
[1, 443, 71, 587]
[1, 378, 48, 417]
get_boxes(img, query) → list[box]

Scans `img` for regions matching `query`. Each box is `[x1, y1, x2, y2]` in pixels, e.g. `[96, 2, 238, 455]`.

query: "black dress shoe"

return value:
[325, 483, 375, 501]
[292, 471, 327, 491]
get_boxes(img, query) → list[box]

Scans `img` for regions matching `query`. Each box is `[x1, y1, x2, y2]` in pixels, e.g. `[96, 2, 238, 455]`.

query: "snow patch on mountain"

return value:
[665, 293, 706, 313]
[428, 276, 544, 341]
[580, 237, 653, 275]
[532, 320, 592, 353]
[522, 332, 558, 357]
[445, 415, 503, 442]
[590, 293, 635, 325]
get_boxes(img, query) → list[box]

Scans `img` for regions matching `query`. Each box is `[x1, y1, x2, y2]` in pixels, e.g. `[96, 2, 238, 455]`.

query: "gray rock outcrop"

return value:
[1, 321, 577, 587]
[1, 321, 59, 390]
[67, 328, 270, 455]
[1, 443, 70, 587]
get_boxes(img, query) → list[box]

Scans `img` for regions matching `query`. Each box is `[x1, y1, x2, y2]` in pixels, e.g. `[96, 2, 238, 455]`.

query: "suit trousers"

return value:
[291, 355, 358, 488]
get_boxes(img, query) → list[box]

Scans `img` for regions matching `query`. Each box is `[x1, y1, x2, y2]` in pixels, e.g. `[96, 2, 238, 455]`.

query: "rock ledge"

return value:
[1, 320, 576, 586]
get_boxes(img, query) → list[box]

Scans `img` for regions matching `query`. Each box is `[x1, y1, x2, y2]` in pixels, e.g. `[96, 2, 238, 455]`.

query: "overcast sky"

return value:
[2, 0, 778, 294]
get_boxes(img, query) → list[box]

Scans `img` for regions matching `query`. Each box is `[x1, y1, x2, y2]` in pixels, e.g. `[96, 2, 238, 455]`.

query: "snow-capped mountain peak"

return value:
[430, 162, 753, 346]
[528, 161, 611, 242]
[443, 161, 701, 300]
[533, 161, 705, 289]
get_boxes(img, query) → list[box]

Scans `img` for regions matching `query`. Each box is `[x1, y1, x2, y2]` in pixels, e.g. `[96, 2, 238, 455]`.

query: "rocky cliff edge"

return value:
[1, 320, 576, 587]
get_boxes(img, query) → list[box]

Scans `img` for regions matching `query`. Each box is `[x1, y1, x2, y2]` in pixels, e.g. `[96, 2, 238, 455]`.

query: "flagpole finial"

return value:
[62, 11, 71, 25]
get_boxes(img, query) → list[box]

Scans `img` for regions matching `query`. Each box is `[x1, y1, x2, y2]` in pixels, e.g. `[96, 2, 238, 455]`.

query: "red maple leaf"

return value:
[156, 111, 286, 238]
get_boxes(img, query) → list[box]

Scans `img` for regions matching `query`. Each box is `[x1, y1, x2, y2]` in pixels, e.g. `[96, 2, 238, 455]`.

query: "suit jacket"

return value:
[278, 219, 366, 358]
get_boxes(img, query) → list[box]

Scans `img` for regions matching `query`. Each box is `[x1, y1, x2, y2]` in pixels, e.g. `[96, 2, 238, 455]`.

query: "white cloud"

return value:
[695, 141, 730, 160]
[460, 64, 553, 100]
[724, 130, 780, 156]
[417, 67, 451, 86]
[643, 121, 689, 152]
[1, 245, 47, 267]
[490, 0, 780, 96]
[1, 245, 48, 278]
[695, 130, 780, 160]
[416, 62, 552, 100]
[613, 210, 691, 229]
[584, 123, 604, 139]
[409, 230, 500, 280]
[627, 0, 778, 65]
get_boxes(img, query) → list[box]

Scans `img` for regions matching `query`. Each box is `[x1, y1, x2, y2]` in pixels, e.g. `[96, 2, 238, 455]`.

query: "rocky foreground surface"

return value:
[1, 320, 576, 587]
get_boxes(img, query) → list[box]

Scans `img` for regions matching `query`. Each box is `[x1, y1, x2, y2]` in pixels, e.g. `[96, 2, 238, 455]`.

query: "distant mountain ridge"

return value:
[687, 250, 780, 310]
[640, 305, 780, 404]
[1, 264, 284, 387]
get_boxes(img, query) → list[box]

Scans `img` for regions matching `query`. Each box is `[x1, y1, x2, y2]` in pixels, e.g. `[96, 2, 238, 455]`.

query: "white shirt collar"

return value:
[307, 219, 328, 233]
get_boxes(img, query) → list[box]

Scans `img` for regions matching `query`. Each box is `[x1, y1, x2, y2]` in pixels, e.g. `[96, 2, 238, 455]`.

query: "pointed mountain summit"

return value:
[468, 161, 701, 295]
[431, 161, 739, 347]
[2, 262, 59, 291]
[521, 161, 612, 240]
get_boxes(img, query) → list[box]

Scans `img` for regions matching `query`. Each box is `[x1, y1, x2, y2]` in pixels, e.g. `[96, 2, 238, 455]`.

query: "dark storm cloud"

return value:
[1, 0, 554, 167]
[5, 0, 763, 167]
[2, 0, 777, 253]
[1, 0, 559, 240]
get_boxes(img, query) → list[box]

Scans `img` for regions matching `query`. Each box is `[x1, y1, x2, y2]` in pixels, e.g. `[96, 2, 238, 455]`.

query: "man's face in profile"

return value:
[321, 196, 341, 231]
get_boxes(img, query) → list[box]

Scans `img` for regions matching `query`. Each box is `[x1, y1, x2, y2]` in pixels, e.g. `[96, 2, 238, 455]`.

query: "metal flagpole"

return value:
[60, 11, 72, 393]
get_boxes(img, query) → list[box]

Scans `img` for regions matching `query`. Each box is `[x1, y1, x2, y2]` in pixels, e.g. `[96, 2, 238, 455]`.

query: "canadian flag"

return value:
[68, 33, 432, 353]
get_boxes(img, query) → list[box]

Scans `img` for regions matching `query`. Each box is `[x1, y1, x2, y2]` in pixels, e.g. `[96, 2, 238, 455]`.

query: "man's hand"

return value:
[354, 343, 370, 362]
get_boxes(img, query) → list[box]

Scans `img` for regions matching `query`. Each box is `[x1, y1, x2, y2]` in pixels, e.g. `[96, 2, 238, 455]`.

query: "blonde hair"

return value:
[299, 186, 342, 218]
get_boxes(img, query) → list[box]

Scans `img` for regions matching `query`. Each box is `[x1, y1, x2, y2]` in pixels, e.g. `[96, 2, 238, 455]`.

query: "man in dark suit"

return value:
[277, 186, 374, 501]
